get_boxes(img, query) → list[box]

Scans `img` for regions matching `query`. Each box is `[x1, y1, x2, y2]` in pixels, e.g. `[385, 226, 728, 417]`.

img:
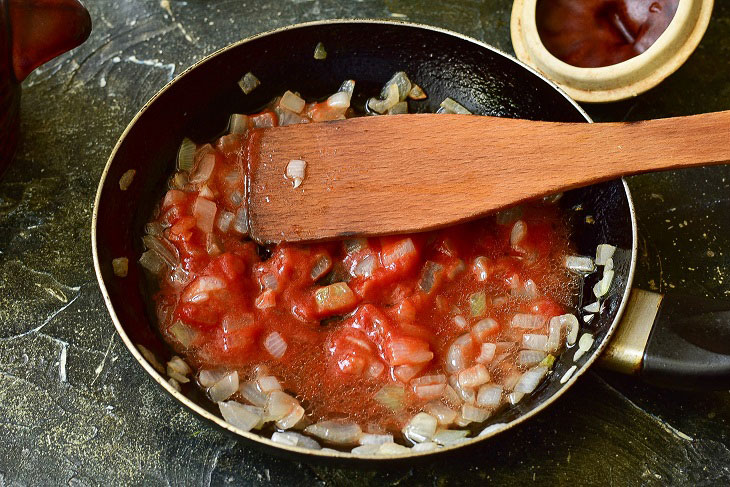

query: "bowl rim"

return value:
[510, 0, 715, 102]
[91, 17, 637, 461]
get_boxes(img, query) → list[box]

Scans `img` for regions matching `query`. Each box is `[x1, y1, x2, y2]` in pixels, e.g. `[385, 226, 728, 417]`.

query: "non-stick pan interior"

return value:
[93, 20, 635, 459]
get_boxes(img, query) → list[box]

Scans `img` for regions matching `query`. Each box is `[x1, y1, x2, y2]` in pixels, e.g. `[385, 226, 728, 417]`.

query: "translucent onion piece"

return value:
[472, 318, 498, 341]
[522, 334, 548, 351]
[432, 429, 469, 446]
[595, 244, 616, 265]
[593, 269, 615, 298]
[177, 137, 196, 172]
[473, 256, 489, 281]
[265, 390, 298, 421]
[313, 41, 327, 59]
[511, 314, 546, 329]
[344, 237, 367, 253]
[461, 404, 490, 423]
[584, 313, 595, 323]
[367, 82, 399, 114]
[367, 360, 385, 378]
[257, 375, 282, 393]
[309, 254, 332, 281]
[119, 169, 135, 191]
[469, 291, 487, 317]
[445, 333, 473, 373]
[510, 220, 527, 248]
[514, 365, 548, 394]
[139, 250, 164, 274]
[561, 365, 578, 384]
[605, 257, 614, 272]
[509, 391, 525, 405]
[261, 273, 278, 290]
[394, 363, 426, 383]
[565, 255, 595, 273]
[412, 441, 439, 452]
[442, 384, 462, 406]
[377, 442, 411, 454]
[353, 254, 377, 278]
[112, 257, 128, 277]
[193, 196, 217, 233]
[264, 331, 287, 359]
[382, 71, 412, 102]
[374, 384, 405, 411]
[327, 91, 351, 109]
[272, 431, 322, 450]
[359, 433, 394, 446]
[439, 97, 471, 114]
[381, 237, 415, 268]
[403, 412, 438, 443]
[228, 114, 249, 134]
[476, 342, 497, 364]
[495, 206, 522, 225]
[137, 344, 164, 374]
[276, 404, 305, 430]
[189, 153, 215, 184]
[408, 83, 427, 100]
[168, 377, 181, 391]
[167, 356, 192, 376]
[208, 371, 239, 402]
[216, 210, 235, 233]
[145, 222, 165, 237]
[387, 101, 408, 115]
[182, 276, 225, 303]
[453, 315, 468, 329]
[232, 206, 248, 235]
[418, 261, 443, 293]
[584, 301, 601, 313]
[314, 282, 356, 314]
[351, 444, 380, 455]
[142, 235, 179, 267]
[576, 333, 595, 361]
[479, 423, 508, 437]
[546, 315, 564, 352]
[169, 320, 197, 348]
[458, 364, 490, 389]
[304, 421, 362, 445]
[338, 79, 355, 95]
[200, 369, 228, 388]
[388, 337, 433, 365]
[239, 381, 268, 407]
[517, 349, 547, 367]
[238, 71, 260, 94]
[285, 159, 306, 189]
[476, 384, 503, 408]
[280, 91, 306, 114]
[425, 401, 458, 425]
[219, 400, 261, 432]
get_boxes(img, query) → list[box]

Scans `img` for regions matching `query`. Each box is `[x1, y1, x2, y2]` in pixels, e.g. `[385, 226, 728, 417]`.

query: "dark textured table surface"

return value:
[1, 1, 730, 485]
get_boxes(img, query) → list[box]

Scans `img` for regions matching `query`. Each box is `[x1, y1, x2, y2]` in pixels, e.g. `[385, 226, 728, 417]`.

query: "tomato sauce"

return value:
[536, 0, 679, 68]
[146, 96, 580, 435]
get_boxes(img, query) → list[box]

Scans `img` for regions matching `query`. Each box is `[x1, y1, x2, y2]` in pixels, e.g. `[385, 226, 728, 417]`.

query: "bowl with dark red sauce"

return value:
[510, 0, 714, 102]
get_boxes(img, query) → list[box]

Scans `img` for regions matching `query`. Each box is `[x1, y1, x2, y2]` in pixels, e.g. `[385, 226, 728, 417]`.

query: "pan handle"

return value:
[599, 289, 730, 390]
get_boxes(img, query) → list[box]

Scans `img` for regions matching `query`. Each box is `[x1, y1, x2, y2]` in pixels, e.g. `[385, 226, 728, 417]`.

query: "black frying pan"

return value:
[91, 20, 730, 465]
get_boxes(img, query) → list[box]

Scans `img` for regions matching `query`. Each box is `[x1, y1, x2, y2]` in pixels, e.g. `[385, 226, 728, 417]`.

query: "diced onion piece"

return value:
[112, 257, 128, 277]
[238, 71, 260, 94]
[461, 403, 490, 422]
[412, 441, 439, 452]
[573, 333, 595, 363]
[473, 256, 489, 281]
[476, 384, 503, 408]
[387, 337, 433, 366]
[584, 313, 595, 323]
[229, 114, 249, 134]
[264, 331, 287, 359]
[177, 137, 196, 172]
[377, 442, 411, 454]
[381, 237, 416, 267]
[508, 391, 525, 405]
[445, 333, 473, 373]
[286, 159, 307, 188]
[408, 83, 427, 100]
[304, 421, 362, 445]
[310, 254, 332, 281]
[458, 364, 490, 389]
[136, 344, 164, 374]
[418, 261, 443, 293]
[565, 255, 595, 273]
[367, 82, 399, 114]
[119, 169, 136, 191]
[383, 71, 412, 101]
[344, 237, 367, 253]
[510, 220, 526, 248]
[280, 90, 306, 114]
[514, 365, 548, 394]
[367, 360, 386, 378]
[193, 196, 217, 233]
[277, 404, 305, 430]
[605, 257, 614, 272]
[450, 375, 476, 405]
[517, 349, 547, 367]
[209, 371, 239, 402]
[472, 318, 499, 341]
[239, 381, 268, 407]
[199, 369, 228, 388]
[219, 400, 261, 432]
[432, 429, 469, 446]
[454, 315, 468, 329]
[142, 235, 179, 267]
[593, 269, 615, 298]
[439, 97, 471, 114]
[469, 291, 487, 317]
[412, 374, 446, 400]
[265, 390, 297, 421]
[353, 254, 377, 278]
[351, 444, 380, 455]
[257, 375, 282, 393]
[313, 41, 327, 59]
[314, 282, 357, 314]
[479, 423, 508, 437]
[511, 314, 546, 329]
[561, 364, 578, 384]
[169, 320, 197, 348]
[215, 210, 235, 233]
[495, 206, 523, 225]
[327, 91, 351, 108]
[425, 401, 458, 425]
[522, 333, 548, 351]
[374, 384, 405, 411]
[168, 377, 181, 391]
[387, 101, 408, 115]
[232, 206, 248, 236]
[272, 431, 322, 450]
[189, 152, 215, 184]
[476, 342, 497, 364]
[596, 244, 616, 265]
[338, 79, 355, 95]
[260, 272, 278, 291]
[359, 433, 394, 446]
[546, 315, 566, 352]
[167, 356, 192, 377]
[403, 412, 438, 443]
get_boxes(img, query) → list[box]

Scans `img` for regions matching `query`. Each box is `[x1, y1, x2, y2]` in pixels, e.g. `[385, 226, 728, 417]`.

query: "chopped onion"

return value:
[546, 315, 565, 352]
[367, 360, 385, 378]
[139, 250, 164, 274]
[461, 403, 490, 422]
[232, 206, 248, 236]
[238, 71, 260, 94]
[476, 342, 497, 364]
[310, 254, 332, 281]
[167, 356, 192, 377]
[508, 391, 525, 405]
[418, 261, 443, 293]
[169, 320, 197, 348]
[228, 114, 249, 134]
[264, 331, 287, 359]
[200, 370, 228, 388]
[439, 97, 471, 114]
[445, 333, 473, 373]
[476, 384, 503, 408]
[353, 254, 377, 278]
[511, 314, 546, 329]
[473, 256, 489, 281]
[469, 291, 487, 317]
[596, 244, 616, 265]
[510, 220, 527, 248]
[565, 255, 595, 273]
[560, 365, 578, 384]
[514, 365, 548, 394]
[189, 153, 215, 184]
[286, 159, 306, 188]
[573, 333, 595, 362]
[411, 441, 438, 452]
[374, 384, 405, 411]
[112, 257, 128, 277]
[495, 206, 523, 225]
[351, 444, 380, 455]
[257, 375, 281, 393]
[584, 301, 601, 313]
[472, 318, 498, 341]
[593, 269, 615, 298]
[383, 71, 412, 101]
[408, 83, 427, 100]
[605, 257, 614, 272]
[522, 333, 548, 351]
[453, 315, 468, 329]
[432, 429, 469, 446]
[137, 344, 164, 374]
[367, 82, 399, 114]
[261, 273, 278, 290]
[327, 91, 351, 109]
[314, 282, 356, 313]
[381, 238, 415, 267]
[442, 384, 462, 406]
[584, 313, 595, 323]
[214, 210, 234, 234]
[517, 349, 547, 367]
[168, 377, 181, 391]
[280, 90, 306, 114]
[277, 404, 305, 430]
[344, 237, 367, 253]
[479, 422, 508, 437]
[387, 101, 408, 115]
[412, 375, 447, 400]
[177, 137, 196, 172]
[219, 400, 261, 432]
[273, 431, 321, 450]
[193, 196, 217, 233]
[209, 371, 239, 402]
[338, 79, 355, 95]
[377, 442, 411, 454]
[425, 401, 458, 425]
[239, 380, 268, 407]
[403, 412, 438, 443]
[458, 364, 490, 388]
[387, 337, 433, 365]
[119, 169, 135, 191]
[265, 390, 298, 421]
[359, 433, 394, 446]
[304, 421, 362, 445]
[142, 235, 179, 267]
[313, 41, 327, 59]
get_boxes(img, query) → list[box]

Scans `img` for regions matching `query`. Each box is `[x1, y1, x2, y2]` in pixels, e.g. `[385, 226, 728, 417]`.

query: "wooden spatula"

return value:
[245, 111, 730, 244]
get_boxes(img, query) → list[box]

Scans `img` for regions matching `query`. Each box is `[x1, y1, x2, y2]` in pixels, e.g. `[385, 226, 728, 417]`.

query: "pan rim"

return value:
[91, 18, 638, 460]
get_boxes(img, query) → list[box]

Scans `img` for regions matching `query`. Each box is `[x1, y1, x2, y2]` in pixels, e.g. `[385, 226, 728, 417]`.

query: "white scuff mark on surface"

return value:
[58, 341, 68, 383]
[92, 334, 116, 385]
[99, 76, 107, 88]
[125, 55, 176, 82]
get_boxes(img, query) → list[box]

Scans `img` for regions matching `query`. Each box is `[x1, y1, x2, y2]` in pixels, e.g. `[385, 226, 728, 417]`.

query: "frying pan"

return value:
[91, 20, 730, 464]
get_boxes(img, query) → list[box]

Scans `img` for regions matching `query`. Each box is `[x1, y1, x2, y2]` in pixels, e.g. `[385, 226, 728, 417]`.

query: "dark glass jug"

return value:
[0, 0, 91, 177]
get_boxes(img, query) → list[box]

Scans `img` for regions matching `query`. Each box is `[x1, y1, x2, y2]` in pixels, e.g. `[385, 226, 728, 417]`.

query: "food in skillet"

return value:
[134, 71, 616, 453]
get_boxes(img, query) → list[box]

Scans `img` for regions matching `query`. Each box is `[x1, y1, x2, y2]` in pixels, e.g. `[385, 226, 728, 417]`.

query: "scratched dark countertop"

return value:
[1, 0, 729, 485]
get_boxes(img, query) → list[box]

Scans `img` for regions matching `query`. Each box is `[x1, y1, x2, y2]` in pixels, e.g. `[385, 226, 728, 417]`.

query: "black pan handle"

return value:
[599, 289, 730, 390]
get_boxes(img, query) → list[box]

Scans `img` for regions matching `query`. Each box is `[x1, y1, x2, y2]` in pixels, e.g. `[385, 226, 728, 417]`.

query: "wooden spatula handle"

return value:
[248, 111, 730, 243]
